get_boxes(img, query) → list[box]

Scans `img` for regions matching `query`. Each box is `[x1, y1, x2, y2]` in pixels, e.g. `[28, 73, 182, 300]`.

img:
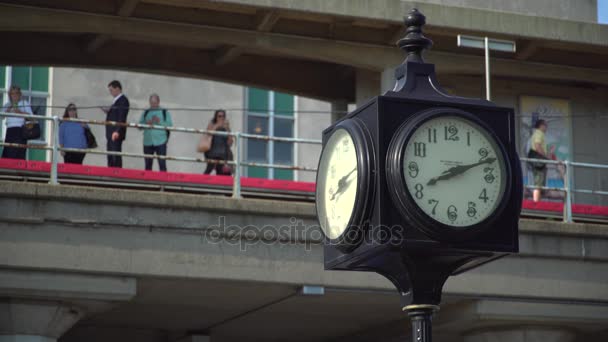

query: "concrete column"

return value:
[463, 326, 577, 342]
[330, 100, 348, 123]
[355, 69, 380, 107]
[0, 300, 84, 342]
[381, 67, 397, 94]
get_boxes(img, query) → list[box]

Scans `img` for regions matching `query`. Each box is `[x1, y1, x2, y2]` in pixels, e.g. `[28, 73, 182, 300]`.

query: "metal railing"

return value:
[0, 112, 321, 198]
[1, 111, 607, 222]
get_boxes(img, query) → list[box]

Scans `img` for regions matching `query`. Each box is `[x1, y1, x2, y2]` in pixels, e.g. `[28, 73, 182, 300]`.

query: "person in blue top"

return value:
[139, 94, 173, 172]
[59, 103, 88, 164]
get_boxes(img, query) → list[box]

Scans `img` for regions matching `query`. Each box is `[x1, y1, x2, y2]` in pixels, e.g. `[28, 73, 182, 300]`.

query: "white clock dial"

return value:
[316, 128, 358, 240]
[403, 116, 506, 227]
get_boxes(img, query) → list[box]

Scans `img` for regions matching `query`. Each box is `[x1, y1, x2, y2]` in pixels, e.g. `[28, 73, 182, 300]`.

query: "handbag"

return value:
[527, 149, 547, 170]
[197, 134, 212, 153]
[84, 126, 98, 149]
[222, 147, 234, 174]
[22, 120, 41, 140]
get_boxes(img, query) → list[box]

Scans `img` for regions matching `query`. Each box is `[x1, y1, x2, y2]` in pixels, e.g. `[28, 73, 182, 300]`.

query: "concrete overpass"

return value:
[0, 0, 608, 105]
[1, 181, 607, 342]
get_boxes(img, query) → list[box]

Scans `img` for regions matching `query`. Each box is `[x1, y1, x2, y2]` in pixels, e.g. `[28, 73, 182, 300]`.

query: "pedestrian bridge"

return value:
[1, 180, 607, 342]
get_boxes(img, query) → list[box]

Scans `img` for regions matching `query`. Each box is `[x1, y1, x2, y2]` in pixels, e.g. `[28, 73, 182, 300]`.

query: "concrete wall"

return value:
[51, 68, 331, 177]
[423, 0, 598, 22]
[52, 67, 244, 174]
[296, 97, 331, 182]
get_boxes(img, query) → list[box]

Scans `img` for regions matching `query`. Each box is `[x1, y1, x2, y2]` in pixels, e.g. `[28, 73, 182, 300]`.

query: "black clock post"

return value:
[316, 8, 523, 342]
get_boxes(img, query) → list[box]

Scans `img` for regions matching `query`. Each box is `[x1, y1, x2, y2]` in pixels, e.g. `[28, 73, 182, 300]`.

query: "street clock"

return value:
[316, 8, 522, 314]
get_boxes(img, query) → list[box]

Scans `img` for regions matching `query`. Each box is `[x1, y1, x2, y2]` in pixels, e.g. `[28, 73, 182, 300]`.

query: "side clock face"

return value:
[397, 114, 508, 228]
[316, 128, 359, 240]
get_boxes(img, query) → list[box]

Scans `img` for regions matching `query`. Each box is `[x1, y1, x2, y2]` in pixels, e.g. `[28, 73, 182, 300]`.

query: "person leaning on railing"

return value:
[1, 85, 33, 160]
[203, 109, 233, 175]
[59, 104, 88, 165]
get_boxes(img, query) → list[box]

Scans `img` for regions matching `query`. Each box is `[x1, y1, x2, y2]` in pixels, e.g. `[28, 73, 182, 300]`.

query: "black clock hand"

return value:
[427, 157, 496, 186]
[330, 168, 357, 201]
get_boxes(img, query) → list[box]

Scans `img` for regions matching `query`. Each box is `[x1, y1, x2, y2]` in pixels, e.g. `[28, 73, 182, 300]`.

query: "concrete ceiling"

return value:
[63, 277, 409, 342]
[1, 0, 608, 102]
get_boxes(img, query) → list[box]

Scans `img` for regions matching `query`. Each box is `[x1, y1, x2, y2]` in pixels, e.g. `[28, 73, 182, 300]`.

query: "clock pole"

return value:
[404, 305, 438, 342]
[397, 10, 438, 342]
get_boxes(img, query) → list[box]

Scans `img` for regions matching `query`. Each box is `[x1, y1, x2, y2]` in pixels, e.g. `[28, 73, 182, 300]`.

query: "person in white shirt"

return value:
[2, 85, 33, 160]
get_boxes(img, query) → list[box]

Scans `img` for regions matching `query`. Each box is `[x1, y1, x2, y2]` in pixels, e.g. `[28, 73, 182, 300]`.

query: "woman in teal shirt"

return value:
[139, 94, 173, 171]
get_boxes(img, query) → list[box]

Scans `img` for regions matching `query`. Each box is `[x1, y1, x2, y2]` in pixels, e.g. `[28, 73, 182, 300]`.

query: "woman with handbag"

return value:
[59, 104, 90, 164]
[200, 109, 233, 175]
[1, 85, 33, 160]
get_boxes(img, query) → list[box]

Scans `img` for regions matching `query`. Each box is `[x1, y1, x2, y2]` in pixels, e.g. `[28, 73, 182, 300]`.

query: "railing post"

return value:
[563, 160, 573, 223]
[49, 115, 60, 185]
[232, 132, 241, 198]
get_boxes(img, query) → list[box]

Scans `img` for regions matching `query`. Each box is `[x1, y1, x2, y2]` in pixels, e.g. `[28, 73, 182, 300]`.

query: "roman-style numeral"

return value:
[428, 128, 437, 143]
[413, 142, 426, 157]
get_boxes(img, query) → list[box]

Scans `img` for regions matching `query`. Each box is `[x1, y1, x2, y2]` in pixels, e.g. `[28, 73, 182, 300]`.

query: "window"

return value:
[245, 87, 295, 180]
[0, 66, 51, 161]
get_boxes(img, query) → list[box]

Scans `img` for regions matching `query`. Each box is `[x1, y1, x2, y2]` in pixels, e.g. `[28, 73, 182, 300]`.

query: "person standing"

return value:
[1, 85, 33, 160]
[139, 93, 172, 172]
[204, 109, 233, 175]
[101, 80, 129, 168]
[528, 119, 553, 202]
[59, 104, 88, 164]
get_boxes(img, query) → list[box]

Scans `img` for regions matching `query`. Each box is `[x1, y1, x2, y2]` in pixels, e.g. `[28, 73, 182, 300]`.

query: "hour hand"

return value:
[330, 168, 356, 201]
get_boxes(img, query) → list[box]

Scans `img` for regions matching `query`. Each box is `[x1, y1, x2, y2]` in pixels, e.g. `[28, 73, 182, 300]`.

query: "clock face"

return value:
[402, 116, 507, 227]
[316, 128, 359, 240]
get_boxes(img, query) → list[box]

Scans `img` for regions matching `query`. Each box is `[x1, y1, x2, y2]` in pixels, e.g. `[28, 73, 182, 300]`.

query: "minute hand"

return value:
[427, 157, 496, 186]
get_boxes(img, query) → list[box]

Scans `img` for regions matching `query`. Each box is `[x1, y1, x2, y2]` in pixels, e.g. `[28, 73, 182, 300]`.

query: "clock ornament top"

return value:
[398, 8, 433, 64]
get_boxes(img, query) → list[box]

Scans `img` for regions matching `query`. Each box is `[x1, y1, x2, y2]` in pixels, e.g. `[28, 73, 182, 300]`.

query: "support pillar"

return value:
[330, 100, 348, 123]
[0, 300, 84, 342]
[355, 69, 380, 107]
[463, 326, 577, 342]
[381, 67, 397, 94]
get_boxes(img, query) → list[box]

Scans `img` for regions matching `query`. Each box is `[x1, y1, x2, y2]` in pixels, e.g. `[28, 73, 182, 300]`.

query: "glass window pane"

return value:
[0, 66, 5, 89]
[274, 92, 294, 117]
[274, 117, 293, 137]
[247, 88, 269, 115]
[247, 116, 268, 162]
[31, 67, 49, 92]
[11, 67, 30, 90]
[274, 142, 293, 164]
[29, 96, 47, 140]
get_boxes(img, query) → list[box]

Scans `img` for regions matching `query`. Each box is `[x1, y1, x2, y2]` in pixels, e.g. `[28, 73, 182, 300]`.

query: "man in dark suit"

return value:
[102, 80, 129, 168]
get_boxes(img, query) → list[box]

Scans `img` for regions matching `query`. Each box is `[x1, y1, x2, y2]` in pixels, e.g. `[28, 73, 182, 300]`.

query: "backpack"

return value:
[144, 109, 170, 141]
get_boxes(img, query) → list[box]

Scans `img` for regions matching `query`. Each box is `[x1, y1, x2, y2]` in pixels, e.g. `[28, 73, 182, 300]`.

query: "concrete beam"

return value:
[0, 269, 136, 302]
[0, 300, 84, 341]
[186, 0, 608, 47]
[214, 45, 244, 66]
[0, 34, 355, 102]
[0, 3, 395, 70]
[516, 41, 541, 61]
[1, 3, 607, 89]
[255, 10, 281, 32]
[1, 182, 607, 306]
[85, 0, 140, 53]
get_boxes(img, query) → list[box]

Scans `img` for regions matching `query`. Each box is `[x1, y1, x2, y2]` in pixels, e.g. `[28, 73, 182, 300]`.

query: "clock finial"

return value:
[397, 8, 433, 63]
